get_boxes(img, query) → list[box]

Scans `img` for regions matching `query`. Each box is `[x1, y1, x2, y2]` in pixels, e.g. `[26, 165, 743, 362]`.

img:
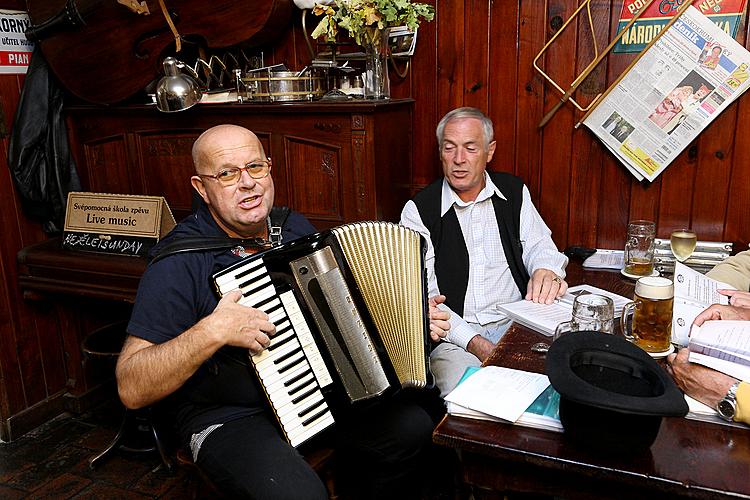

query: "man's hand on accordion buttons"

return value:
[429, 295, 451, 342]
[214, 290, 276, 355]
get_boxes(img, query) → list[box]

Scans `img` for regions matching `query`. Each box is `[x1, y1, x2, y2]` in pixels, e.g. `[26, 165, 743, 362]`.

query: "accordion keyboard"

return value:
[216, 257, 335, 447]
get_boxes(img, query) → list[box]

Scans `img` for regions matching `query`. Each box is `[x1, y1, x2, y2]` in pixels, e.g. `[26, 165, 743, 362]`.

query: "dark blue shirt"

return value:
[127, 201, 316, 440]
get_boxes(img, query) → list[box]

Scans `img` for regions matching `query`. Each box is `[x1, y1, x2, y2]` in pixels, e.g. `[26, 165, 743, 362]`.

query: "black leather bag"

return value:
[8, 46, 81, 234]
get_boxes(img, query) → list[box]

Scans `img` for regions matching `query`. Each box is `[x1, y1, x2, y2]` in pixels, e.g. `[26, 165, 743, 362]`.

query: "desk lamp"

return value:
[155, 57, 202, 112]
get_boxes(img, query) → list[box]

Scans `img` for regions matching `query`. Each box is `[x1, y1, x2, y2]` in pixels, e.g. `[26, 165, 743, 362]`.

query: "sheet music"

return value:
[444, 366, 550, 422]
[673, 262, 734, 346]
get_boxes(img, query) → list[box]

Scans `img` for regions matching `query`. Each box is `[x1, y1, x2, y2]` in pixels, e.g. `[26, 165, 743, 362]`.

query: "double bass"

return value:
[26, 0, 292, 105]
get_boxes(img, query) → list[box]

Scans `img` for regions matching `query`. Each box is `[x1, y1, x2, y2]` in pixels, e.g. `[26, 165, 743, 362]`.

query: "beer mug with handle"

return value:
[623, 220, 656, 277]
[620, 276, 674, 354]
[554, 293, 615, 340]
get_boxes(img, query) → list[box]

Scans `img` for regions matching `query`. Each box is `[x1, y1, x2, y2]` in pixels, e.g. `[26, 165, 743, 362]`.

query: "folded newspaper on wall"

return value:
[583, 6, 750, 182]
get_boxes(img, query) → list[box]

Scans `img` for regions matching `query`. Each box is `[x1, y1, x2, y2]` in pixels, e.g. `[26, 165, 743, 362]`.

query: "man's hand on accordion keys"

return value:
[429, 294, 451, 342]
[213, 289, 276, 355]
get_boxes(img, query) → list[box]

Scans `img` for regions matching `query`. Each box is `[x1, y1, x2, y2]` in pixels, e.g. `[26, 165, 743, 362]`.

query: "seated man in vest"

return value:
[400, 107, 569, 397]
[116, 124, 435, 499]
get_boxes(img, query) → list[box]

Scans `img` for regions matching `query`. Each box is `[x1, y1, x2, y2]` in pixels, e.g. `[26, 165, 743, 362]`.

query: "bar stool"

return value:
[81, 321, 173, 471]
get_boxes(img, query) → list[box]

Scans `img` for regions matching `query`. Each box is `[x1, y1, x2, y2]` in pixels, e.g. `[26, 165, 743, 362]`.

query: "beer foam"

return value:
[635, 276, 673, 299]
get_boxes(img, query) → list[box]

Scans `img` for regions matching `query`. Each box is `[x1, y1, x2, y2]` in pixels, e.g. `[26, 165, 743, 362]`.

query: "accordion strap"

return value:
[150, 206, 291, 263]
[150, 236, 272, 263]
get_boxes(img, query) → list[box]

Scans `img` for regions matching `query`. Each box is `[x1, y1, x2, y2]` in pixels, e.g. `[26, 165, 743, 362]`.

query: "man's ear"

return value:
[486, 140, 497, 163]
[190, 176, 208, 203]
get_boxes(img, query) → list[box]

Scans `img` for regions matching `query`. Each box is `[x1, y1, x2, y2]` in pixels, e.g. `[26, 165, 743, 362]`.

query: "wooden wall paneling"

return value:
[82, 136, 130, 194]
[593, 6, 635, 249]
[723, 15, 750, 250]
[538, 0, 580, 248]
[138, 132, 199, 215]
[487, 0, 519, 175]
[284, 136, 343, 224]
[655, 142, 697, 238]
[373, 107, 413, 222]
[514, 1, 547, 188]
[683, 110, 735, 240]
[408, 0, 438, 189]
[436, 0, 465, 117]
[565, 0, 612, 248]
[463, 0, 490, 111]
[725, 101, 750, 249]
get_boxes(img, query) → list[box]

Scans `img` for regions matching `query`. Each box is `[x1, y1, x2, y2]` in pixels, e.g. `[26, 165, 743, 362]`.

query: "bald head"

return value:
[192, 125, 265, 174]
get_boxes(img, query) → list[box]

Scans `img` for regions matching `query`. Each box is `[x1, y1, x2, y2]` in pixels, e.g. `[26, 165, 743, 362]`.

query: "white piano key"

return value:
[286, 411, 336, 447]
[255, 341, 303, 371]
[252, 331, 297, 365]
[239, 284, 276, 308]
[256, 351, 306, 384]
[263, 364, 310, 395]
[277, 390, 325, 422]
[268, 374, 317, 409]
[216, 259, 266, 290]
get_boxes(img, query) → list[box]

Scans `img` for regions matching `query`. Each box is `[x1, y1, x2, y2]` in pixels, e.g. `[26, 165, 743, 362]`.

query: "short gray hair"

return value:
[436, 107, 494, 149]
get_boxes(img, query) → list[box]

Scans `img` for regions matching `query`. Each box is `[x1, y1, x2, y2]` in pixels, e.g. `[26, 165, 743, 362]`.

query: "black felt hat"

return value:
[546, 332, 688, 452]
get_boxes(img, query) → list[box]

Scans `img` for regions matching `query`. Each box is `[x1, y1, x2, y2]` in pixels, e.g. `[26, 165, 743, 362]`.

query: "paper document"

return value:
[582, 249, 625, 270]
[673, 262, 733, 346]
[497, 284, 631, 336]
[444, 366, 550, 422]
[447, 374, 563, 432]
[688, 320, 750, 380]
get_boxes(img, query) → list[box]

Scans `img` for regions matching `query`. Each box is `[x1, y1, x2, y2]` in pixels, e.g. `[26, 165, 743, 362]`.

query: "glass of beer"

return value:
[620, 276, 674, 353]
[670, 229, 697, 262]
[554, 293, 615, 340]
[623, 220, 656, 277]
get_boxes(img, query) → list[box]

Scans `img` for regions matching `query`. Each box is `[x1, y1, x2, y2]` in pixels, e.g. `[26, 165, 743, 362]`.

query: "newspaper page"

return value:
[583, 6, 750, 182]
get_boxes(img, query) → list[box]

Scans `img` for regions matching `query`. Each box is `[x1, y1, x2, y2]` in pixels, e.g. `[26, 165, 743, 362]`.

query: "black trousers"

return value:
[195, 392, 436, 499]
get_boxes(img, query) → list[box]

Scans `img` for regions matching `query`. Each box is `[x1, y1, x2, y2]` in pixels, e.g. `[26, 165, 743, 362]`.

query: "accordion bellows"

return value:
[213, 221, 430, 447]
[333, 222, 428, 389]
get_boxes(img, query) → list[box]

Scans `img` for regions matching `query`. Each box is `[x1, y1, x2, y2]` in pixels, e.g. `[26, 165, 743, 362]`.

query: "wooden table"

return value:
[432, 263, 750, 499]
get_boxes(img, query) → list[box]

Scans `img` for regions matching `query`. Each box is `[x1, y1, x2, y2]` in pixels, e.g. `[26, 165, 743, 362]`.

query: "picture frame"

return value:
[388, 26, 418, 57]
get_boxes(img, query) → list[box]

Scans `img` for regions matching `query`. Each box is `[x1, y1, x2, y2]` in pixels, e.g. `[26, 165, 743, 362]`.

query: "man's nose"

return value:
[453, 148, 466, 164]
[237, 168, 257, 187]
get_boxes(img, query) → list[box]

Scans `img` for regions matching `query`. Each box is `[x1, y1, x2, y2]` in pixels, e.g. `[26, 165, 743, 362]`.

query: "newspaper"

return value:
[583, 6, 750, 182]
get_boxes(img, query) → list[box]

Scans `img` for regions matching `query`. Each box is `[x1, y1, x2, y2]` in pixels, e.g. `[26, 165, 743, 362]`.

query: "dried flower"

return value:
[311, 0, 435, 47]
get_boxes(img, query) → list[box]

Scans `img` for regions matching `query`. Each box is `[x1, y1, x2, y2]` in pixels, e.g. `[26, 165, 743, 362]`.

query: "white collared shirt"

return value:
[400, 173, 568, 349]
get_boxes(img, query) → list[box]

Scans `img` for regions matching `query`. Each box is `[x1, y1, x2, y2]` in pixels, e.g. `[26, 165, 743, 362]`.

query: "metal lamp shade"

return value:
[155, 57, 202, 112]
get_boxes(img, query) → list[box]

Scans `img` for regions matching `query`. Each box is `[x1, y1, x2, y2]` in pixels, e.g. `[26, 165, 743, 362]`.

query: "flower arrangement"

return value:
[311, 0, 435, 48]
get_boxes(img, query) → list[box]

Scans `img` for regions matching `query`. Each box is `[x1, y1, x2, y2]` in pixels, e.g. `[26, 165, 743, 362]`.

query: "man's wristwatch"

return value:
[717, 381, 741, 422]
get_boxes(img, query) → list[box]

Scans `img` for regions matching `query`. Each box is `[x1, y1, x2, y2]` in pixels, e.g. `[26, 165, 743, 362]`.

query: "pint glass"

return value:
[620, 276, 674, 353]
[624, 220, 656, 277]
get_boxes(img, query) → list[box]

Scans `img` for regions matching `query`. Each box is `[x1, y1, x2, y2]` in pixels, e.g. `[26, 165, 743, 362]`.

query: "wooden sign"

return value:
[62, 192, 176, 257]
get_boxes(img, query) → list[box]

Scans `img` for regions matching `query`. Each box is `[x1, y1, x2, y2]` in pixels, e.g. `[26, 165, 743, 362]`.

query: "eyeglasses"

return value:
[197, 159, 272, 187]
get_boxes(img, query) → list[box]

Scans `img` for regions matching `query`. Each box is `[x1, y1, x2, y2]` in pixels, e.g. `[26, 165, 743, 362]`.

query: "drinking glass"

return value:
[620, 276, 674, 353]
[531, 294, 615, 354]
[670, 229, 697, 262]
[623, 220, 656, 277]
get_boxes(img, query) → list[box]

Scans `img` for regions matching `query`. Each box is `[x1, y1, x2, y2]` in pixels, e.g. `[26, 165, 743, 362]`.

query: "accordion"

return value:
[212, 221, 431, 447]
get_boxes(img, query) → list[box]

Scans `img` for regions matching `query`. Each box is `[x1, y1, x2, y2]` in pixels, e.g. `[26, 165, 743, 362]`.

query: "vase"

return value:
[363, 32, 390, 99]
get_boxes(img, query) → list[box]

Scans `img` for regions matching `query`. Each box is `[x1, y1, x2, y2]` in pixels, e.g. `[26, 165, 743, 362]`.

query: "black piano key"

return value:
[291, 386, 318, 405]
[284, 368, 313, 387]
[274, 346, 303, 366]
[277, 352, 305, 374]
[298, 398, 326, 418]
[288, 377, 315, 396]
[301, 407, 330, 427]
[268, 331, 295, 352]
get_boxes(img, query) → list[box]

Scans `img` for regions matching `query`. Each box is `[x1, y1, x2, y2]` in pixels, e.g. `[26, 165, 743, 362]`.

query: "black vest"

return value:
[412, 172, 530, 317]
